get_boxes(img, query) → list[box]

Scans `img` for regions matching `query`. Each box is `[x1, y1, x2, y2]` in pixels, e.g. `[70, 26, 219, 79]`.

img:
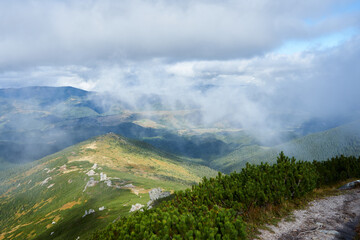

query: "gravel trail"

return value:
[257, 189, 360, 240]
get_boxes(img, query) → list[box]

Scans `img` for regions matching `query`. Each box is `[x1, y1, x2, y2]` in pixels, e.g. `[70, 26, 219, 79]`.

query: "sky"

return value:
[0, 0, 359, 134]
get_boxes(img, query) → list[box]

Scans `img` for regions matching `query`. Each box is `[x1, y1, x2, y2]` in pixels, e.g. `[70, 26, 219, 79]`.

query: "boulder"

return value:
[82, 209, 95, 218]
[339, 180, 360, 190]
[40, 177, 52, 186]
[104, 180, 112, 187]
[86, 170, 96, 176]
[147, 188, 171, 209]
[100, 172, 108, 181]
[130, 203, 144, 212]
[83, 177, 98, 192]
[149, 188, 170, 201]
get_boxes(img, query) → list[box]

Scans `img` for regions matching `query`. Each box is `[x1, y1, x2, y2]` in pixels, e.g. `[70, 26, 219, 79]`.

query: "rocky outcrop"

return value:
[82, 209, 95, 218]
[149, 188, 171, 201]
[100, 172, 108, 181]
[83, 177, 98, 192]
[86, 170, 96, 176]
[40, 177, 52, 186]
[147, 188, 171, 209]
[104, 180, 112, 187]
[339, 180, 360, 190]
[130, 203, 144, 212]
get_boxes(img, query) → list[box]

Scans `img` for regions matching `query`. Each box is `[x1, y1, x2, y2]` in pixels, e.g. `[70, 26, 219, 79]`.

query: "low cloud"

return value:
[0, 0, 359, 144]
[2, 36, 358, 140]
[0, 0, 359, 68]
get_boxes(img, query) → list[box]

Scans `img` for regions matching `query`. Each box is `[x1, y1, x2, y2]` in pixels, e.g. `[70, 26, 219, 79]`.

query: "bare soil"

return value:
[257, 189, 360, 240]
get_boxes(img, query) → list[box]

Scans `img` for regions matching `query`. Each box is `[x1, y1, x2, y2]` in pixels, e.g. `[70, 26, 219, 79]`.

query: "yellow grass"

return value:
[59, 198, 82, 210]
[27, 230, 36, 239]
[1, 222, 33, 239]
[85, 142, 98, 150]
[67, 138, 200, 182]
[14, 232, 23, 238]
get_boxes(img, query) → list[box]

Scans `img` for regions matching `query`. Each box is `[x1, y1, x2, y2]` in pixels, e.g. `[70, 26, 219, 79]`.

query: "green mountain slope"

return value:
[0, 86, 240, 166]
[0, 133, 217, 240]
[211, 120, 360, 173]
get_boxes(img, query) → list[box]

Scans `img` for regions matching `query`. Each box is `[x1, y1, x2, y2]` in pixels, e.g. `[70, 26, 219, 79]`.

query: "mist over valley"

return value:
[0, 0, 360, 239]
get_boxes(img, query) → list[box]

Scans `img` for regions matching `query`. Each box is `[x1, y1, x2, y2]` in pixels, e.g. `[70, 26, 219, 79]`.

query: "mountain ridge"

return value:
[0, 133, 217, 239]
[211, 120, 360, 173]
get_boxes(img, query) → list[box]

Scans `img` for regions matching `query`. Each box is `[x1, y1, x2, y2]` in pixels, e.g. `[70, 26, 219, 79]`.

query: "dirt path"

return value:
[257, 189, 360, 240]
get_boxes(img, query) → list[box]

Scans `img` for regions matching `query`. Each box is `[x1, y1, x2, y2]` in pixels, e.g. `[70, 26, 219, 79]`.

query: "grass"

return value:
[0, 133, 218, 239]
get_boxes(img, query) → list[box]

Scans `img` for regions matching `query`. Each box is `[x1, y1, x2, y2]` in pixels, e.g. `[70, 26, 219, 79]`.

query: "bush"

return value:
[92, 153, 360, 239]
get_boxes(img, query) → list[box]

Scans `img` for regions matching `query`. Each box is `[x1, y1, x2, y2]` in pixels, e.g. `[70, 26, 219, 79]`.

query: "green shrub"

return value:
[92, 153, 360, 239]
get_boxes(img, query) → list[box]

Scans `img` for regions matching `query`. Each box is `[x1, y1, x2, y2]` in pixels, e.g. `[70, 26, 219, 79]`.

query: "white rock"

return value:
[149, 188, 170, 201]
[86, 170, 96, 176]
[130, 203, 144, 212]
[91, 163, 98, 170]
[47, 183, 55, 189]
[50, 232, 54, 235]
[52, 221, 56, 224]
[40, 177, 52, 186]
[83, 177, 98, 192]
[100, 172, 108, 181]
[99, 206, 105, 211]
[105, 180, 112, 187]
[339, 180, 360, 190]
[47, 168, 56, 173]
[147, 188, 171, 208]
[82, 209, 95, 218]
[60, 164, 67, 171]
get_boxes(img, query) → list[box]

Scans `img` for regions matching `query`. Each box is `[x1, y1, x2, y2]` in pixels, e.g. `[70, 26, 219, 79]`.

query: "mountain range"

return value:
[1, 86, 360, 239]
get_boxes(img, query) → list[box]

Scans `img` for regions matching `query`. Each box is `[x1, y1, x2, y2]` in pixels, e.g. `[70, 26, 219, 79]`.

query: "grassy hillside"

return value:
[0, 133, 217, 240]
[211, 120, 360, 173]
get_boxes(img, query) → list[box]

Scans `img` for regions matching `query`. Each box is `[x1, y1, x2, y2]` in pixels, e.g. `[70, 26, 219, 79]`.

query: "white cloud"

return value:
[0, 0, 358, 69]
[0, 0, 359, 141]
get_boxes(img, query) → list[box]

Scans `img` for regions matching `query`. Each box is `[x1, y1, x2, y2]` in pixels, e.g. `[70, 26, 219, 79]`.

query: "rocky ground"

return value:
[257, 187, 360, 240]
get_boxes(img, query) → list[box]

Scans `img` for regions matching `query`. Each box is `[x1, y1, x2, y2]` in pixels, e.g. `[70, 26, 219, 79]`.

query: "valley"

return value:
[0, 86, 359, 239]
[1, 1, 359, 239]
